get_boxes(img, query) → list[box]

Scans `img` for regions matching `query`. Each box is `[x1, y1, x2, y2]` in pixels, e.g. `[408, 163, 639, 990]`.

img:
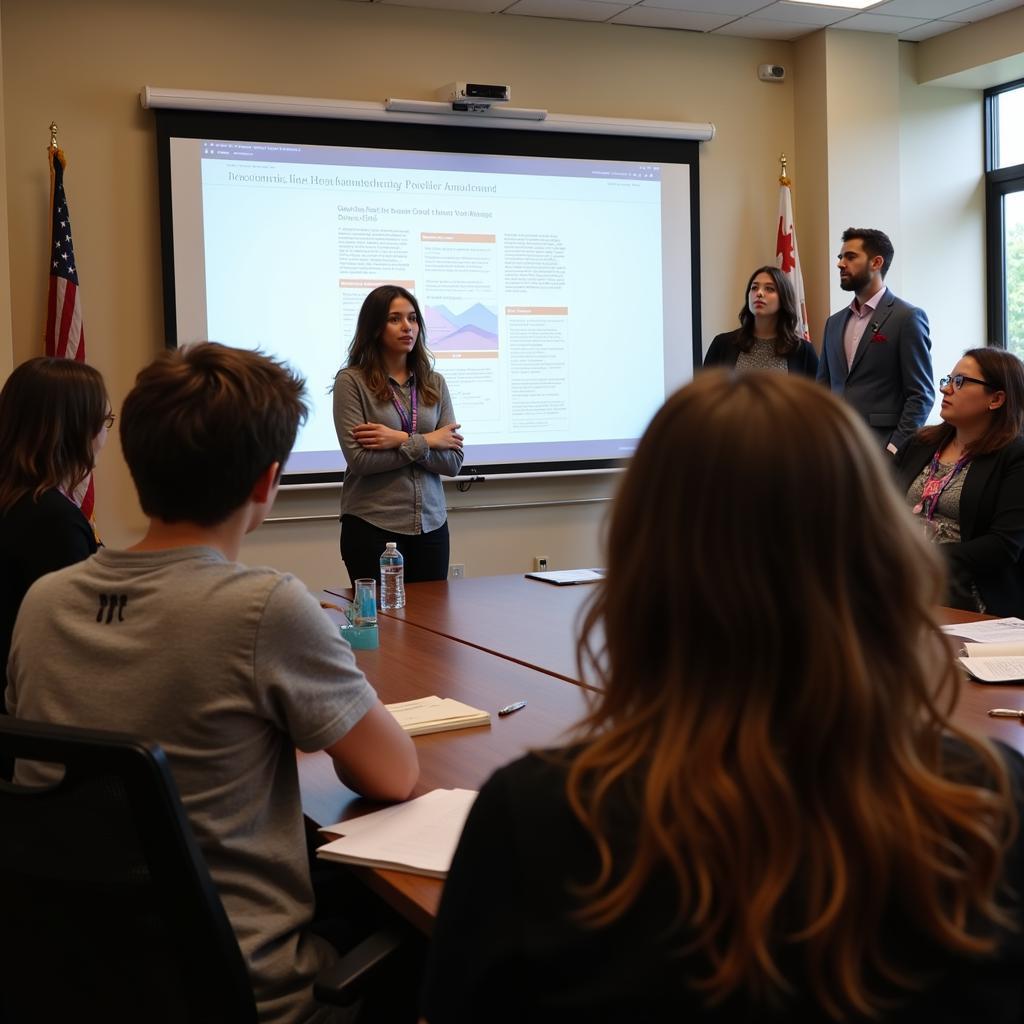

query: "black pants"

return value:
[340, 515, 450, 586]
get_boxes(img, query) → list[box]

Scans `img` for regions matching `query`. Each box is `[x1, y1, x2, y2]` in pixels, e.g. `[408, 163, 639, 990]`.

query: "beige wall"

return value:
[898, 42, 986, 422]
[0, 12, 12, 381]
[0, 0, 795, 589]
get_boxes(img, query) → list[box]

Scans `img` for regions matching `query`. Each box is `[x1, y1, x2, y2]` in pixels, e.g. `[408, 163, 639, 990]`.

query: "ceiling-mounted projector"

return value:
[436, 82, 511, 107]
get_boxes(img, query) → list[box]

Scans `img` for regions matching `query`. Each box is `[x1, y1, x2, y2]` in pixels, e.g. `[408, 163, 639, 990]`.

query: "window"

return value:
[986, 79, 1024, 354]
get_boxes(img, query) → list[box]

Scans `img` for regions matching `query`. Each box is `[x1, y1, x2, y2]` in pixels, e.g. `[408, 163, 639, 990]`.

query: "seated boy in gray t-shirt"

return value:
[6, 342, 418, 1024]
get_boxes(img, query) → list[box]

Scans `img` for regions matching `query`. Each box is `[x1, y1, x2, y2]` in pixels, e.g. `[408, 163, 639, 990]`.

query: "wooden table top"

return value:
[327, 574, 599, 685]
[298, 605, 589, 933]
[302, 586, 1024, 933]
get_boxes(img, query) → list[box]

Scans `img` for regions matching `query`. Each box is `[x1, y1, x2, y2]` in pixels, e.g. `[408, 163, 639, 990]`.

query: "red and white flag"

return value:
[44, 145, 94, 520]
[776, 173, 810, 341]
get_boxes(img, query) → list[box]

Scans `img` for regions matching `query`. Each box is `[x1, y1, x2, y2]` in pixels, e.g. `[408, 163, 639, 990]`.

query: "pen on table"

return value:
[498, 700, 527, 717]
[988, 708, 1024, 720]
[320, 600, 349, 614]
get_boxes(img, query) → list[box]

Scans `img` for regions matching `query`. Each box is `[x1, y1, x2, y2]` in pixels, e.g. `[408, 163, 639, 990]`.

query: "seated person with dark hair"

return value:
[6, 342, 418, 1024]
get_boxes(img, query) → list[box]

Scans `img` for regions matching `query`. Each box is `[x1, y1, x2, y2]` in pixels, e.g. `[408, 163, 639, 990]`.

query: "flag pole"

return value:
[49, 121, 58, 151]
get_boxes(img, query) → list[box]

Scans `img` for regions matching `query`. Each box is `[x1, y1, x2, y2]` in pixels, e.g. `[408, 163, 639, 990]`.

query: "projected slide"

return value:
[166, 133, 695, 477]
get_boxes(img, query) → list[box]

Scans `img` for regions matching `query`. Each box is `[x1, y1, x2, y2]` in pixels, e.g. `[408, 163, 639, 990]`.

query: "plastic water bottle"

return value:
[379, 541, 405, 610]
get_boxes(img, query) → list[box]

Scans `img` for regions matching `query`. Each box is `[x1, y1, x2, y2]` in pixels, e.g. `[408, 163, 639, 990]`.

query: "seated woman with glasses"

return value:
[422, 371, 1024, 1024]
[0, 358, 111, 735]
[894, 347, 1024, 616]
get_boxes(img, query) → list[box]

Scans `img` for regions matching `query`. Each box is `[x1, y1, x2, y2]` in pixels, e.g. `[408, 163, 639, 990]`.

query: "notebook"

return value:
[524, 568, 605, 586]
[385, 696, 491, 736]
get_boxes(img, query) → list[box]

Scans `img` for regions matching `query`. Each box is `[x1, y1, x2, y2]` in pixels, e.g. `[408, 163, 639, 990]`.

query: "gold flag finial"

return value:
[779, 152, 790, 185]
[49, 121, 58, 150]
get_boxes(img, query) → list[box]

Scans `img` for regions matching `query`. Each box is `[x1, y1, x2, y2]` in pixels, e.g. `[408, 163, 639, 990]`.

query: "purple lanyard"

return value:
[913, 448, 971, 522]
[389, 381, 417, 435]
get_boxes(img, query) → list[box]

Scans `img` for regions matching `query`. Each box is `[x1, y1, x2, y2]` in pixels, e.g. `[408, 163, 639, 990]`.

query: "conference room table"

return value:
[302, 576, 1024, 934]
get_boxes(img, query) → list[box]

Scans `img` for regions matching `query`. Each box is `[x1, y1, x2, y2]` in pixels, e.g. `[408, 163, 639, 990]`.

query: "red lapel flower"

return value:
[870, 332, 887, 343]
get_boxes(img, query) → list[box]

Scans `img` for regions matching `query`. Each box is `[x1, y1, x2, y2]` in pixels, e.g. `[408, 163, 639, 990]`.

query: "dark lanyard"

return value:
[389, 380, 417, 435]
[912, 449, 970, 522]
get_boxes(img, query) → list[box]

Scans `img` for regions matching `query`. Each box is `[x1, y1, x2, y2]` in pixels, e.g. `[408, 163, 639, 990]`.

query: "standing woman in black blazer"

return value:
[894, 347, 1024, 616]
[703, 265, 818, 377]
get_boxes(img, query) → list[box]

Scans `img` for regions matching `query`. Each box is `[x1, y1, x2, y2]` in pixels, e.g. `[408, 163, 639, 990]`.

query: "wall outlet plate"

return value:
[450, 563, 465, 579]
[533, 556, 548, 572]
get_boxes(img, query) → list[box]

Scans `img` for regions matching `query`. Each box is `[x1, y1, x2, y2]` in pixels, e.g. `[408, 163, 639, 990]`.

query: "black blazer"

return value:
[703, 330, 819, 379]
[894, 437, 1024, 617]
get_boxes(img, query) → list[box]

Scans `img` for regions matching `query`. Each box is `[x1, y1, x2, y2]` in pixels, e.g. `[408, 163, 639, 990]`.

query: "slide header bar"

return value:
[141, 86, 715, 142]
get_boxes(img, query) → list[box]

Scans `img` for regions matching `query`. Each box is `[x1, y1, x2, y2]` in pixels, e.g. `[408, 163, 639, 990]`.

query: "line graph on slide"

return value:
[425, 302, 499, 353]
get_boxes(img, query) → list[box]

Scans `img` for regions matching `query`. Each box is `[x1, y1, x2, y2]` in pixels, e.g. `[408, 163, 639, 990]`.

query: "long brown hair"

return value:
[0, 357, 107, 514]
[344, 285, 440, 405]
[917, 347, 1024, 457]
[569, 371, 1016, 1018]
[735, 265, 803, 357]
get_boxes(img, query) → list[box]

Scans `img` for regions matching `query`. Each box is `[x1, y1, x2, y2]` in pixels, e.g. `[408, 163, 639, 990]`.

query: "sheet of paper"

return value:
[961, 641, 1024, 659]
[959, 656, 1024, 683]
[316, 788, 478, 877]
[941, 617, 1024, 643]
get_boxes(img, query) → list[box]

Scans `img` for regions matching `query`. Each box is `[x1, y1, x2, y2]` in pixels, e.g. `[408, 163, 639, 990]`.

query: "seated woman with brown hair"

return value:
[895, 347, 1024, 617]
[422, 371, 1023, 1023]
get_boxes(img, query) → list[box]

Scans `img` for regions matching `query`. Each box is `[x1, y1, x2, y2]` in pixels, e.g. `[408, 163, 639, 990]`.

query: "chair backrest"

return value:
[0, 717, 257, 1024]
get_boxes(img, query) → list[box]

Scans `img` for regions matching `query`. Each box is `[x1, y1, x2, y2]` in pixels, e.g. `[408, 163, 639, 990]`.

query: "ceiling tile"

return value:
[713, 15, 823, 37]
[378, 0, 507, 9]
[870, 0, 981, 15]
[628, 0, 768, 13]
[608, 7, 735, 29]
[944, 0, 1024, 19]
[830, 11, 928, 29]
[896, 18, 963, 37]
[503, 0, 630, 19]
[756, 2, 858, 25]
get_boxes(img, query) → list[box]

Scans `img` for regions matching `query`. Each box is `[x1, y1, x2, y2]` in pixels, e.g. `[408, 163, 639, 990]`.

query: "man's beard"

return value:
[840, 267, 872, 292]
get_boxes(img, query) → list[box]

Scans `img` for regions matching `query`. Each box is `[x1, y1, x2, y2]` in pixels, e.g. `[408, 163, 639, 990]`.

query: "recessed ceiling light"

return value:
[781, 0, 885, 9]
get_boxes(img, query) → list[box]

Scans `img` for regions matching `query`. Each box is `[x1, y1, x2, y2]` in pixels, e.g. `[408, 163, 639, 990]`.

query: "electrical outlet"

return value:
[533, 556, 548, 572]
[450, 563, 465, 579]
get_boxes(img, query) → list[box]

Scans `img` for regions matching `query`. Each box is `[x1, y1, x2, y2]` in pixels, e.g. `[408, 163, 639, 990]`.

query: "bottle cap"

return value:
[386, 542, 397, 550]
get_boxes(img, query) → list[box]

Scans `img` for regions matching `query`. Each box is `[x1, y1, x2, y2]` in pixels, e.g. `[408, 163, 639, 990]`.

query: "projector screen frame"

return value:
[154, 107, 703, 484]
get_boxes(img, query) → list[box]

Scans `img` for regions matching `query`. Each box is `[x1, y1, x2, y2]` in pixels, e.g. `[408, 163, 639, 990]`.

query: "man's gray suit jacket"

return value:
[816, 288, 934, 451]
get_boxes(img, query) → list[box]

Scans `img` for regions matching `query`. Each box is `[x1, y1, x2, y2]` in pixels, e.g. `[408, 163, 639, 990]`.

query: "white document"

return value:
[384, 696, 490, 736]
[959, 656, 1024, 683]
[961, 641, 1024, 659]
[316, 788, 478, 878]
[941, 617, 1024, 643]
[524, 568, 605, 585]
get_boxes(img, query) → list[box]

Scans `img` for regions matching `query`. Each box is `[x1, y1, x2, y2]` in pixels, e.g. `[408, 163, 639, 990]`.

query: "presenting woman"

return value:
[0, 357, 110, 705]
[422, 371, 1023, 1024]
[895, 347, 1024, 616]
[703, 265, 818, 377]
[333, 285, 464, 585]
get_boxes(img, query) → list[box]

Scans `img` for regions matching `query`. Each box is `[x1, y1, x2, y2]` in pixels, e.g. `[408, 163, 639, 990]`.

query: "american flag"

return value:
[45, 147, 85, 361]
[776, 170, 811, 341]
[45, 145, 94, 519]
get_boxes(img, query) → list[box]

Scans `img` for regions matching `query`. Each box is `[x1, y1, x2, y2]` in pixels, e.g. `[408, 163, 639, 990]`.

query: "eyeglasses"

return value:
[939, 374, 992, 391]
[103, 412, 116, 429]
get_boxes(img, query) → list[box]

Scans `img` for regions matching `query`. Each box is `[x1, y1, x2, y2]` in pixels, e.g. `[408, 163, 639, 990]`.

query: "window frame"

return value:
[984, 78, 1024, 348]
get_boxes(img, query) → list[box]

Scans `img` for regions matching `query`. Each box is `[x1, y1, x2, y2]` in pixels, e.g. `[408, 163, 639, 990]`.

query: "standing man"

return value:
[817, 228, 934, 453]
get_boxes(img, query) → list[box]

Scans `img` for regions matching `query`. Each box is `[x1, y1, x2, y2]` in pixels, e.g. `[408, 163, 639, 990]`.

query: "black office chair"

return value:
[0, 718, 409, 1024]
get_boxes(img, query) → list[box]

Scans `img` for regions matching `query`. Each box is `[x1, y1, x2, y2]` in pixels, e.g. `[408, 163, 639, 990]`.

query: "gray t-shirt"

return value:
[333, 367, 464, 534]
[6, 546, 377, 1024]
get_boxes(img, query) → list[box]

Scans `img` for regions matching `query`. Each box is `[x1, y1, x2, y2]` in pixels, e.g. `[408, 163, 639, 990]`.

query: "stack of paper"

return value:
[385, 696, 491, 736]
[317, 788, 478, 877]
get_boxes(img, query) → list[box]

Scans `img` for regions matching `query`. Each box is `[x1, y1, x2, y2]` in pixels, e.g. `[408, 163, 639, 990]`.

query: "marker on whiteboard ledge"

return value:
[498, 700, 527, 717]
